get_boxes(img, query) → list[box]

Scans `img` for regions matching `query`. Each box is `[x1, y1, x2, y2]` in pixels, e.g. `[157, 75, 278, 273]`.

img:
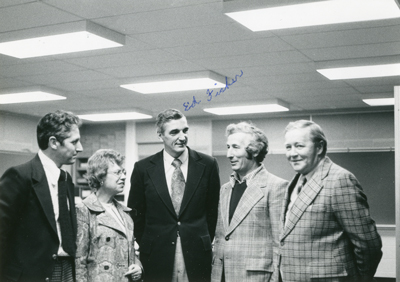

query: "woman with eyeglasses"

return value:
[75, 149, 143, 282]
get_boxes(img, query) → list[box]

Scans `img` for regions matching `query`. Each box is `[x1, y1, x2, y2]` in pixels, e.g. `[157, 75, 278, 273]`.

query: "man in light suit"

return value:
[128, 108, 221, 282]
[0, 110, 83, 282]
[211, 122, 288, 282]
[279, 120, 382, 282]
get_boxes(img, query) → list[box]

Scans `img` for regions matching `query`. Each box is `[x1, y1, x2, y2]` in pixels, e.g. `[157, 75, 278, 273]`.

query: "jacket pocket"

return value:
[245, 258, 273, 272]
[307, 261, 348, 278]
[200, 235, 212, 251]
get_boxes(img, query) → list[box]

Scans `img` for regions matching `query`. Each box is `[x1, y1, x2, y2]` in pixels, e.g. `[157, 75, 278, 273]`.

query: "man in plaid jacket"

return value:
[279, 120, 382, 282]
[211, 121, 288, 282]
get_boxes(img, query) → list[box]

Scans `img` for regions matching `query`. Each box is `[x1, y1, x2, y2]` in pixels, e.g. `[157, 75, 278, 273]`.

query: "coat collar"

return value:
[82, 193, 133, 237]
[281, 157, 332, 240]
[222, 166, 268, 235]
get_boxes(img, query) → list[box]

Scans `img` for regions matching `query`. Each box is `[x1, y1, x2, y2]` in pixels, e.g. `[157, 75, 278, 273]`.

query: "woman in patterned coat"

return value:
[75, 149, 143, 282]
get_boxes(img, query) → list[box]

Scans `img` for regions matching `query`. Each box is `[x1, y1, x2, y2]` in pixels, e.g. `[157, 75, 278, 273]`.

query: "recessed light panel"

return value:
[204, 104, 289, 115]
[79, 112, 152, 121]
[317, 63, 400, 80]
[225, 0, 400, 31]
[0, 31, 122, 59]
[363, 98, 394, 106]
[121, 78, 226, 94]
[0, 91, 66, 104]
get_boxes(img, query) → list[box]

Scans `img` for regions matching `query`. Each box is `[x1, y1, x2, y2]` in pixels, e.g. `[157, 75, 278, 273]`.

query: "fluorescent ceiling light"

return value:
[363, 98, 394, 106]
[204, 104, 289, 115]
[79, 112, 152, 122]
[225, 0, 400, 31]
[317, 63, 400, 80]
[0, 91, 66, 104]
[121, 78, 226, 94]
[121, 71, 227, 94]
[0, 21, 124, 58]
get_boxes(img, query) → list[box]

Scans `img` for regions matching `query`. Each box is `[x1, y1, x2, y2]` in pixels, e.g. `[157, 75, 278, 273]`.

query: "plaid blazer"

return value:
[279, 157, 382, 282]
[211, 166, 287, 282]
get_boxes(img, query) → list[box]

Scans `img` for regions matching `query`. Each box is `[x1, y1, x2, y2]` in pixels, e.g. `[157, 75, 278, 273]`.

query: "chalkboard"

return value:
[215, 151, 395, 225]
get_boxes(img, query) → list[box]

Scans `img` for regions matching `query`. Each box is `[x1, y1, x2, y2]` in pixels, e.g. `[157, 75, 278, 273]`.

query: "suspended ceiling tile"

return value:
[0, 2, 80, 33]
[95, 2, 227, 35]
[303, 41, 400, 61]
[0, 60, 84, 78]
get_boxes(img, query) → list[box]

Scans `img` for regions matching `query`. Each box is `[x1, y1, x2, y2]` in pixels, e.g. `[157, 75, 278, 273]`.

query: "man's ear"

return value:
[316, 141, 324, 156]
[48, 136, 59, 150]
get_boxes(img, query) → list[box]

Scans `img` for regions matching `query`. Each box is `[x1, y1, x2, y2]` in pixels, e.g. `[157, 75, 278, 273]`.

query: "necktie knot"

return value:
[172, 159, 182, 169]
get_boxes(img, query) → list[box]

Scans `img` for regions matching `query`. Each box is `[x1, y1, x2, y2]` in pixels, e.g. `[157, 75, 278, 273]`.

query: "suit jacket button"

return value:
[172, 242, 175, 245]
[225, 236, 229, 241]
[45, 278, 50, 282]
[280, 242, 285, 246]
[52, 254, 57, 260]
[177, 222, 181, 225]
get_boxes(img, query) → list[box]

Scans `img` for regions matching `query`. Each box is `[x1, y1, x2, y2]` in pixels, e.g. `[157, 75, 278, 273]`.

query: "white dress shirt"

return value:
[38, 150, 69, 256]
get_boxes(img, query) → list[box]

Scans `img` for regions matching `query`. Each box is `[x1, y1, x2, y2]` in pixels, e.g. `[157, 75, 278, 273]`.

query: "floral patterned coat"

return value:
[75, 193, 142, 282]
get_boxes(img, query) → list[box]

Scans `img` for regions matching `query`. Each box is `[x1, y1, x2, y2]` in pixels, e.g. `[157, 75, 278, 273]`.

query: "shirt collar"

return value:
[229, 163, 264, 186]
[38, 150, 61, 185]
[302, 156, 326, 182]
[163, 147, 189, 166]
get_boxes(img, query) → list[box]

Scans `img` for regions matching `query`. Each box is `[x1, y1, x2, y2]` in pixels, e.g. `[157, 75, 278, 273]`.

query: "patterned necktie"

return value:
[297, 176, 307, 194]
[58, 170, 75, 256]
[171, 159, 185, 216]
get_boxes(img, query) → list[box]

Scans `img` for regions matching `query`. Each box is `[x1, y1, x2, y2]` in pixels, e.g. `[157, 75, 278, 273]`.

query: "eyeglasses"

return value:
[108, 169, 126, 177]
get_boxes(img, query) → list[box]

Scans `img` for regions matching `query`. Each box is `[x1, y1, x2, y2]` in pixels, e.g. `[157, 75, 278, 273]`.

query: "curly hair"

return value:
[36, 110, 81, 150]
[86, 149, 125, 189]
[225, 121, 269, 163]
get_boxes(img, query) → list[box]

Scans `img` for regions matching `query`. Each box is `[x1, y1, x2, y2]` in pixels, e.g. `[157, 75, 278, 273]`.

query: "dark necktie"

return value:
[58, 170, 75, 256]
[171, 159, 185, 216]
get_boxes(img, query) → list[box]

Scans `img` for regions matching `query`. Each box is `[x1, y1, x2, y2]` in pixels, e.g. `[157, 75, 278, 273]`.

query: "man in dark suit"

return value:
[128, 108, 221, 282]
[279, 120, 382, 282]
[0, 110, 83, 282]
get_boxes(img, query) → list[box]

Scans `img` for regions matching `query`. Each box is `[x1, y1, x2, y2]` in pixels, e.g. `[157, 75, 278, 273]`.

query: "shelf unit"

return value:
[74, 157, 92, 201]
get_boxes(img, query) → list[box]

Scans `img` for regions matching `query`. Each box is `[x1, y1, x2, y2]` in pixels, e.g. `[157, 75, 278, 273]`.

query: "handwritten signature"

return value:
[183, 70, 243, 111]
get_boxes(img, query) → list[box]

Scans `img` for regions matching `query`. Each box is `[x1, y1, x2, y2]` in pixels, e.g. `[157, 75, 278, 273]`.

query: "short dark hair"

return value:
[226, 121, 269, 163]
[285, 120, 328, 157]
[155, 108, 185, 134]
[36, 110, 81, 150]
[86, 149, 125, 189]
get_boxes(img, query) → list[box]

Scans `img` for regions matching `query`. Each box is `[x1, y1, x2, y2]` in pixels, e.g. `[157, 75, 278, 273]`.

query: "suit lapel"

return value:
[31, 155, 58, 235]
[220, 183, 232, 233]
[148, 151, 176, 216]
[179, 148, 205, 215]
[226, 169, 267, 235]
[281, 158, 332, 240]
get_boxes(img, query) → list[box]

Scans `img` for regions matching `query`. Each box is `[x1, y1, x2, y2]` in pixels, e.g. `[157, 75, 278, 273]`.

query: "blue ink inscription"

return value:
[183, 96, 201, 111]
[182, 70, 243, 111]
